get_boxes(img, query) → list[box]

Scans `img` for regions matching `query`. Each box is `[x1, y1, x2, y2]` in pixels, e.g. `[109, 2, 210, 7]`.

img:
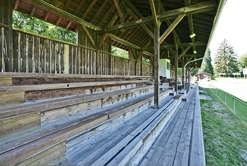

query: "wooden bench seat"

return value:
[0, 72, 151, 85]
[0, 89, 171, 165]
[66, 94, 182, 166]
[0, 80, 149, 105]
[138, 85, 205, 166]
[0, 85, 157, 137]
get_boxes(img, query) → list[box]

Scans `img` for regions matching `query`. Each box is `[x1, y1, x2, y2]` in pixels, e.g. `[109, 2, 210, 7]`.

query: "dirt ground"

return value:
[197, 78, 247, 102]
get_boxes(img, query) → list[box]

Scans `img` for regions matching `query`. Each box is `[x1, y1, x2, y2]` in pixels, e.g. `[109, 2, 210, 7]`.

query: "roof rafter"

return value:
[114, 0, 123, 23]
[24, 0, 101, 30]
[141, 42, 205, 51]
[178, 45, 191, 60]
[149, 0, 159, 28]
[159, 14, 185, 45]
[83, 0, 97, 19]
[73, 0, 87, 15]
[91, 0, 109, 24]
[125, 9, 154, 38]
[96, 1, 216, 34]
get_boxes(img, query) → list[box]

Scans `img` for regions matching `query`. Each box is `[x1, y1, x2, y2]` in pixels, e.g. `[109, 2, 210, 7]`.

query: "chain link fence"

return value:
[208, 84, 247, 123]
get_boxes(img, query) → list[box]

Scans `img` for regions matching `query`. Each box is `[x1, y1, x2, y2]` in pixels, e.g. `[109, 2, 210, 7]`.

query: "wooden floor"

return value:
[138, 85, 205, 166]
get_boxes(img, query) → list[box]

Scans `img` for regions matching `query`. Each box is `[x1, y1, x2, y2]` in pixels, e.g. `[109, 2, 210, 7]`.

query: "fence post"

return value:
[224, 93, 226, 104]
[233, 98, 236, 114]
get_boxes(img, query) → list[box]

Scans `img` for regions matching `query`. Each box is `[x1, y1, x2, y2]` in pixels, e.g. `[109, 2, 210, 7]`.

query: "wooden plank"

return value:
[0, 91, 24, 106]
[0, 76, 12, 86]
[0, 114, 108, 165]
[16, 141, 66, 166]
[0, 111, 40, 136]
[189, 86, 206, 166]
[75, 125, 137, 165]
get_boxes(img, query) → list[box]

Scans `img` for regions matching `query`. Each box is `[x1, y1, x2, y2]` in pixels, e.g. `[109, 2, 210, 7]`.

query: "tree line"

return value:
[12, 11, 76, 43]
[195, 39, 247, 77]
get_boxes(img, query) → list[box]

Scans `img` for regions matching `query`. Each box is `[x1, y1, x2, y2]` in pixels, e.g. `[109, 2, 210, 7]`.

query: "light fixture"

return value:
[190, 33, 196, 38]
[193, 50, 197, 54]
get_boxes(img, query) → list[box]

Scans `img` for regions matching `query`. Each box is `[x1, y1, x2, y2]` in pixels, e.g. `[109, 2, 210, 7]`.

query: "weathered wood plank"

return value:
[0, 76, 12, 86]
[0, 111, 40, 136]
[0, 91, 24, 106]
[16, 141, 66, 166]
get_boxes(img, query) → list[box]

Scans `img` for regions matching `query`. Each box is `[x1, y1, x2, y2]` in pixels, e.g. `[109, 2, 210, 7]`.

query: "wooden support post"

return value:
[154, 24, 160, 109]
[182, 57, 185, 86]
[174, 47, 178, 93]
[0, 0, 13, 72]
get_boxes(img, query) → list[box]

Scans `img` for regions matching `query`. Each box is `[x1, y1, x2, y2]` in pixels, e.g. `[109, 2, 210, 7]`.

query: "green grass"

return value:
[201, 89, 247, 165]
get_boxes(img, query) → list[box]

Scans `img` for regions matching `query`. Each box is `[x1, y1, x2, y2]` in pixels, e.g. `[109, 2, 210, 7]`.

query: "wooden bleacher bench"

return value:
[138, 85, 205, 166]
[0, 88, 172, 165]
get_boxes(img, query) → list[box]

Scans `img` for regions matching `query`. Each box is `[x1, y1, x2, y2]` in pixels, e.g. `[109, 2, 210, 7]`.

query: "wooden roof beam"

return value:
[82, 25, 96, 48]
[109, 34, 154, 57]
[73, 0, 87, 15]
[141, 42, 205, 51]
[159, 14, 185, 45]
[44, 12, 50, 21]
[30, 6, 36, 16]
[97, 4, 115, 26]
[14, 0, 20, 10]
[98, 12, 119, 49]
[56, 17, 62, 26]
[64, 0, 72, 10]
[97, 1, 216, 34]
[66, 21, 72, 29]
[91, 0, 109, 24]
[178, 45, 191, 60]
[83, 0, 97, 19]
[149, 0, 160, 28]
[125, 8, 154, 39]
[124, 0, 154, 38]
[25, 0, 100, 30]
[114, 0, 124, 23]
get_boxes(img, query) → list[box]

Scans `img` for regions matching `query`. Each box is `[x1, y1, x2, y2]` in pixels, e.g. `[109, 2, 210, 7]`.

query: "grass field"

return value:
[201, 88, 247, 165]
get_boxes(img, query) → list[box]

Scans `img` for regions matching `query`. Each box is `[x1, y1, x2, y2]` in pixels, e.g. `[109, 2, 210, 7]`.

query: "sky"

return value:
[209, 0, 247, 60]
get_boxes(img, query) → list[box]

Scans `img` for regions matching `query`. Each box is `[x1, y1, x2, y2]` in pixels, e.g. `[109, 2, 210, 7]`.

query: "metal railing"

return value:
[207, 84, 247, 123]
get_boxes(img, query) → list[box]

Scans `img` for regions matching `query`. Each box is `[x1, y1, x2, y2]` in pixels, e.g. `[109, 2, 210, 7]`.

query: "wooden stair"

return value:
[0, 73, 183, 165]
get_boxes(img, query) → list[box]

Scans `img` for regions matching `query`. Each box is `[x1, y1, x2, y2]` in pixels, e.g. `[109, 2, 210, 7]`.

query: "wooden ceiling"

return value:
[13, 0, 225, 66]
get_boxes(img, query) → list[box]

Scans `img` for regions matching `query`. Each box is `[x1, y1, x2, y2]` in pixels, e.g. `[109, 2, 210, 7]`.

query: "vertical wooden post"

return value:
[182, 57, 184, 86]
[174, 47, 178, 93]
[0, 0, 13, 72]
[154, 23, 160, 109]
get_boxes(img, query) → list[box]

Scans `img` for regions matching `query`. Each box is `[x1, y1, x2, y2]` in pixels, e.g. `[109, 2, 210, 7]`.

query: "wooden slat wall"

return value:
[2, 29, 152, 75]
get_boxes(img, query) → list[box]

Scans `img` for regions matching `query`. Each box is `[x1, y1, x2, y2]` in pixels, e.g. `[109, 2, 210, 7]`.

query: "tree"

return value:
[200, 49, 214, 75]
[191, 68, 199, 76]
[12, 11, 76, 43]
[111, 46, 128, 58]
[238, 53, 247, 71]
[214, 39, 239, 75]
